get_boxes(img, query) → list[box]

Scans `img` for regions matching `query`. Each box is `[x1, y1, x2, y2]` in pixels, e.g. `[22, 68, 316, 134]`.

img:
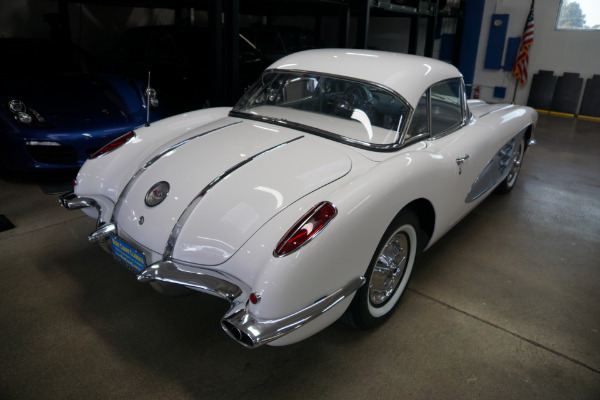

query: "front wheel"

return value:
[344, 210, 420, 329]
[496, 138, 525, 193]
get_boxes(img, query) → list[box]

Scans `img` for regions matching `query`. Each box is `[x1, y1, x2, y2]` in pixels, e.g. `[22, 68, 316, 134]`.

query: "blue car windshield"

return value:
[232, 71, 410, 147]
[0, 39, 104, 77]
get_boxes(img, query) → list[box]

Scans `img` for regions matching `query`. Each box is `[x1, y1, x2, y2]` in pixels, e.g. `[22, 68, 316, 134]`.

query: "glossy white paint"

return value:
[71, 50, 538, 347]
[171, 136, 350, 265]
[75, 108, 232, 205]
[116, 119, 295, 255]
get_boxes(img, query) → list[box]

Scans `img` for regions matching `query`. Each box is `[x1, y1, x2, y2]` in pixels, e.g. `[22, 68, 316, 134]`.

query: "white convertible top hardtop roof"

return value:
[269, 49, 462, 108]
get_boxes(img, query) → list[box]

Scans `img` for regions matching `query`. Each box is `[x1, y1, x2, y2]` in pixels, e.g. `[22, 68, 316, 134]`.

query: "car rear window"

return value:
[232, 71, 410, 147]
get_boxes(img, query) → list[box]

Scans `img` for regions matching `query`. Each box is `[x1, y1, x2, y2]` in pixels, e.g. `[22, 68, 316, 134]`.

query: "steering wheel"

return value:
[333, 84, 375, 118]
[344, 85, 373, 108]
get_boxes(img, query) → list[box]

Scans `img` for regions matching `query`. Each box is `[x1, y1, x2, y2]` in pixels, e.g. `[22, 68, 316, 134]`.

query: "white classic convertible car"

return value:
[60, 49, 537, 348]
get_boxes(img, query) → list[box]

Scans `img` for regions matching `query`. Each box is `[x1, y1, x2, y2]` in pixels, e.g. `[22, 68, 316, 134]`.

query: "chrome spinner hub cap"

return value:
[506, 145, 523, 186]
[369, 232, 409, 306]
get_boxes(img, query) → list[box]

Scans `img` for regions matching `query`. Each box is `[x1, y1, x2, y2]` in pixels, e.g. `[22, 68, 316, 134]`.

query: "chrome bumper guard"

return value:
[138, 260, 365, 349]
[59, 192, 115, 243]
[88, 223, 116, 244]
[137, 261, 246, 301]
[59, 191, 98, 211]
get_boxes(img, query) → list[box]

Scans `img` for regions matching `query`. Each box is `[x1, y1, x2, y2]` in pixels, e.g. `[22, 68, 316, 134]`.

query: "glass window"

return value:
[233, 71, 410, 147]
[556, 0, 600, 30]
[430, 79, 463, 136]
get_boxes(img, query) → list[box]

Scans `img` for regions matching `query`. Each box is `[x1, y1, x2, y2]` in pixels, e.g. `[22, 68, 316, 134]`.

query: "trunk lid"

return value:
[115, 118, 352, 265]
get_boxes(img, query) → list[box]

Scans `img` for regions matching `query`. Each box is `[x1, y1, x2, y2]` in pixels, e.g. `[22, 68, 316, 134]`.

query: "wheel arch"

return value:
[401, 198, 435, 250]
[523, 124, 534, 151]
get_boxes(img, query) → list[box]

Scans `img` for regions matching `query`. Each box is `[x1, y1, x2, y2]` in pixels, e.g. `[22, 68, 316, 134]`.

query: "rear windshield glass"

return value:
[232, 71, 410, 147]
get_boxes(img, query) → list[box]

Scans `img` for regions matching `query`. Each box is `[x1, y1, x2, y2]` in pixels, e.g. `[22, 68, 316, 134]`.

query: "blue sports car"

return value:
[0, 38, 162, 172]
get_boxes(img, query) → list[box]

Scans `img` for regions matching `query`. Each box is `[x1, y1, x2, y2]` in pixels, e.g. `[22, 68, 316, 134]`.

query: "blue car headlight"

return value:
[7, 99, 49, 127]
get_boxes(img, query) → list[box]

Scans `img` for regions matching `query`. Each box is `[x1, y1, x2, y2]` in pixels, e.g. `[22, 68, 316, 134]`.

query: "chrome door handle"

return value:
[456, 154, 470, 175]
[456, 154, 470, 164]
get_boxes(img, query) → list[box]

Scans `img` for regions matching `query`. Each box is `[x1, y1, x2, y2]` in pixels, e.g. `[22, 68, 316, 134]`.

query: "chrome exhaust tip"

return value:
[221, 320, 255, 348]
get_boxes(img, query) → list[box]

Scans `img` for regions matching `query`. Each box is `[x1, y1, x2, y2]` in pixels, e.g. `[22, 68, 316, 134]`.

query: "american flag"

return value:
[513, 1, 535, 86]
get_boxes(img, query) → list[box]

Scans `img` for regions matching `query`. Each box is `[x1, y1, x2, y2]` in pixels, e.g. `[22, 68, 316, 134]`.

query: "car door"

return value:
[407, 79, 499, 229]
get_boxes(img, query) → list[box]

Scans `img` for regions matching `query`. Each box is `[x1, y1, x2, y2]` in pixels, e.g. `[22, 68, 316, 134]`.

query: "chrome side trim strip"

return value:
[162, 135, 304, 261]
[477, 104, 514, 119]
[465, 127, 527, 203]
[221, 276, 366, 348]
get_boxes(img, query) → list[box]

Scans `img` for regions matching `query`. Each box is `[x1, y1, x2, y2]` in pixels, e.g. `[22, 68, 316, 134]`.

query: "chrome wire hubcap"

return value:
[369, 232, 409, 306]
[507, 145, 523, 186]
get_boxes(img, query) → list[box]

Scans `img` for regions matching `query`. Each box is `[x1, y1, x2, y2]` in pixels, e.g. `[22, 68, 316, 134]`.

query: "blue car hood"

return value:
[2, 73, 144, 123]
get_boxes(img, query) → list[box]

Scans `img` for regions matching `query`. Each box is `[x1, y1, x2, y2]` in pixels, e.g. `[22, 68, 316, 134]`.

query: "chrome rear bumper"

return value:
[221, 275, 365, 348]
[60, 191, 365, 348]
[138, 260, 365, 348]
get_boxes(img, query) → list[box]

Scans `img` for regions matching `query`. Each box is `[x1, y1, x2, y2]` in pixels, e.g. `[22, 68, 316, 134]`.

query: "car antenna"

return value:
[145, 70, 151, 127]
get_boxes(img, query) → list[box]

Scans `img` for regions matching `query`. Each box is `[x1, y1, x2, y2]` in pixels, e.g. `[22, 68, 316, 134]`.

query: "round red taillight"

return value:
[90, 131, 135, 159]
[249, 293, 260, 304]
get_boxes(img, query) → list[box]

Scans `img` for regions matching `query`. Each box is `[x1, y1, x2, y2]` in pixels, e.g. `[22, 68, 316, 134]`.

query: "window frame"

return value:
[402, 77, 469, 146]
[555, 0, 600, 31]
[231, 69, 413, 152]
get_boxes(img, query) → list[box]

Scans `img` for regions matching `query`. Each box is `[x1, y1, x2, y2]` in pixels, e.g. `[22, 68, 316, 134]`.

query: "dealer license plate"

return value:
[110, 235, 146, 273]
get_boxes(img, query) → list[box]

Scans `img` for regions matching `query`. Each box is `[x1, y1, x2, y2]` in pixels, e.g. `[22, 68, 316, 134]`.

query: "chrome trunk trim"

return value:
[112, 120, 243, 224]
[162, 135, 304, 261]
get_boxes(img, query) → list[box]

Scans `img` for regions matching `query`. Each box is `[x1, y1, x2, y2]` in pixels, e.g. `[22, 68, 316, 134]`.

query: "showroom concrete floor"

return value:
[0, 114, 599, 399]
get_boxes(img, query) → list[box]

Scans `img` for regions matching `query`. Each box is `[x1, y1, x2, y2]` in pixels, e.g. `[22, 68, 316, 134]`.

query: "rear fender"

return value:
[74, 108, 232, 204]
[235, 145, 451, 321]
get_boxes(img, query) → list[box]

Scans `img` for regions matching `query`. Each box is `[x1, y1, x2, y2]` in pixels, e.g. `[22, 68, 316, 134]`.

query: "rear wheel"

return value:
[344, 210, 420, 329]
